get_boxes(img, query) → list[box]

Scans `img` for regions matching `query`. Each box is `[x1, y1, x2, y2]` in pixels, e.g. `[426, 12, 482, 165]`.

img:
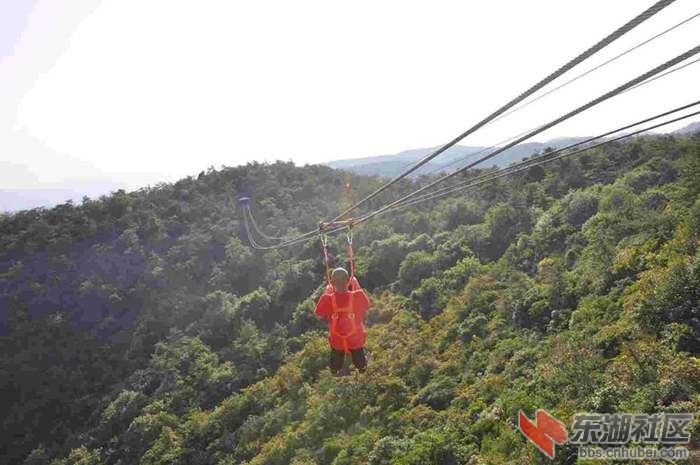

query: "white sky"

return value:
[1, 0, 699, 190]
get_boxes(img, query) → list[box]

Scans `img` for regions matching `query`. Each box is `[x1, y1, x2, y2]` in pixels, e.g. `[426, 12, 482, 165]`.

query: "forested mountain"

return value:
[1, 134, 699, 465]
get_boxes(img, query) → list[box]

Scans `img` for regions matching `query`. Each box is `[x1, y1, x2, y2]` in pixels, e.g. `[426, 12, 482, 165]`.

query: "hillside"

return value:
[1, 134, 699, 465]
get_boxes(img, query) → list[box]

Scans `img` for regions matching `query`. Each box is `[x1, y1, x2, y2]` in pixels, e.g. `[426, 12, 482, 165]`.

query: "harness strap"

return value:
[321, 234, 331, 287]
[330, 291, 357, 354]
[346, 227, 355, 280]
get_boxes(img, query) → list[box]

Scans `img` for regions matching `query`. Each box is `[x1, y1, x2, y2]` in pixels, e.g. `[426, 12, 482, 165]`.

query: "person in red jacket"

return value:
[315, 267, 370, 376]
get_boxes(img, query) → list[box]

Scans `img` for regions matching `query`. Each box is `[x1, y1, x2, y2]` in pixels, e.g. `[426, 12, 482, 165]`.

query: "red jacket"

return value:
[315, 288, 370, 351]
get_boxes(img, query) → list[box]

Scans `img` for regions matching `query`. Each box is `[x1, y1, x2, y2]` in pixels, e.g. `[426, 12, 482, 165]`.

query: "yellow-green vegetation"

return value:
[2, 136, 699, 465]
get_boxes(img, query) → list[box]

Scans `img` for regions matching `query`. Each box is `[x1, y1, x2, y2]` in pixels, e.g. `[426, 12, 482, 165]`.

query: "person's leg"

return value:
[350, 347, 367, 373]
[329, 348, 345, 376]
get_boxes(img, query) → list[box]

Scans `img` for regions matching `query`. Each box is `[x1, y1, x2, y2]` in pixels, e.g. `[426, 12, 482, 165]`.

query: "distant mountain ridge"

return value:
[326, 138, 588, 177]
[673, 120, 700, 135]
[327, 122, 700, 177]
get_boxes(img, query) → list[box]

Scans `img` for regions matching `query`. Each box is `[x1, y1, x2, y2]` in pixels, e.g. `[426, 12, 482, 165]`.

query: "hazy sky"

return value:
[1, 0, 699, 191]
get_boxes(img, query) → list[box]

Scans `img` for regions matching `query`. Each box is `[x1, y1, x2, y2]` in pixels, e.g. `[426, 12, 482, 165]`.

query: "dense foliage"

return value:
[1, 134, 699, 465]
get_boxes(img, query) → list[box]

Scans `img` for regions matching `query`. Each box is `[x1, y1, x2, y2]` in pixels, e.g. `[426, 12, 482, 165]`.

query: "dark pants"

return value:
[329, 347, 367, 374]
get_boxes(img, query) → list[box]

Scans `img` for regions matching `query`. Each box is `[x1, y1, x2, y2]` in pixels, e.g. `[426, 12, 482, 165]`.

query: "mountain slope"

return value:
[1, 135, 699, 465]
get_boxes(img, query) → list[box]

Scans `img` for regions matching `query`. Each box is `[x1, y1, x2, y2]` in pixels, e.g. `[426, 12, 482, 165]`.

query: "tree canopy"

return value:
[1, 134, 699, 465]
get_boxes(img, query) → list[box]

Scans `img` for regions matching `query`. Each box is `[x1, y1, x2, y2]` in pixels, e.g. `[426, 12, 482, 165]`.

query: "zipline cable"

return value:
[243, 208, 351, 250]
[244, 204, 289, 242]
[625, 55, 700, 93]
[236, 196, 302, 246]
[244, 203, 341, 243]
[241, 199, 341, 245]
[328, 0, 678, 222]
[352, 45, 700, 226]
